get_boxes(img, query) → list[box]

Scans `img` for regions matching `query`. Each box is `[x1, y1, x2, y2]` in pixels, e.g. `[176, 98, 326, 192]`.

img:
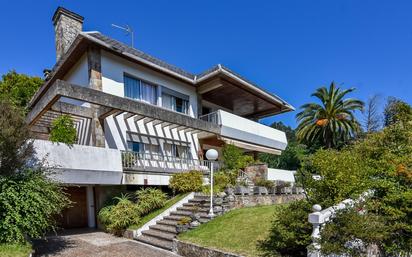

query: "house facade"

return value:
[27, 7, 294, 229]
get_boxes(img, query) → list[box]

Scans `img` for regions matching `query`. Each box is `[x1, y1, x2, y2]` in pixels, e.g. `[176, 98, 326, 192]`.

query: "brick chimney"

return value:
[52, 7, 84, 61]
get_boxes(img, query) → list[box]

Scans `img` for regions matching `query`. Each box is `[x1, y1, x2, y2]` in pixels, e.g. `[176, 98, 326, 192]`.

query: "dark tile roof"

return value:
[87, 32, 196, 80]
[75, 32, 294, 111]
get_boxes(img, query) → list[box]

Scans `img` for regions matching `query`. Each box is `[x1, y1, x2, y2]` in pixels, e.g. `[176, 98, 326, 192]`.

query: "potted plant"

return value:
[253, 178, 273, 195]
[234, 180, 250, 195]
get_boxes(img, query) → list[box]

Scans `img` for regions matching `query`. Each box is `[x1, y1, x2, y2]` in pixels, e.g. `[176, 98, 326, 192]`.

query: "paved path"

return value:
[33, 229, 181, 257]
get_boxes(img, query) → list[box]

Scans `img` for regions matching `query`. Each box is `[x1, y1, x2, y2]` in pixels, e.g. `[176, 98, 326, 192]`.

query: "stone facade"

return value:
[244, 164, 268, 182]
[53, 7, 84, 61]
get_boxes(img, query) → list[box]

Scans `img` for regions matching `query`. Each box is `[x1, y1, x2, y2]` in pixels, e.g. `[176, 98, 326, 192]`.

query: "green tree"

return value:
[49, 115, 77, 146]
[258, 121, 307, 170]
[0, 100, 69, 243]
[383, 97, 412, 127]
[296, 82, 364, 149]
[0, 100, 34, 176]
[0, 70, 43, 110]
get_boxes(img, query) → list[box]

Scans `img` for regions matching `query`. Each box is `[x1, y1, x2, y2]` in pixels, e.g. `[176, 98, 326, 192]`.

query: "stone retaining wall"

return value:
[231, 194, 304, 209]
[173, 239, 244, 257]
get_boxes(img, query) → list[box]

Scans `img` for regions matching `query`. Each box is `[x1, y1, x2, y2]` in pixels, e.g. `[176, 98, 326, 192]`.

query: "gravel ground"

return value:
[33, 229, 180, 257]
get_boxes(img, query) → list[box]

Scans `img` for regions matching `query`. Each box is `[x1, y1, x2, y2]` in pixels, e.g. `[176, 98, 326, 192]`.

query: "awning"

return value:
[221, 137, 281, 155]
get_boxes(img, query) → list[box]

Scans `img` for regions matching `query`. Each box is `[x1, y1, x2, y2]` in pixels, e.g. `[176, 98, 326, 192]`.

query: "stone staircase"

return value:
[136, 194, 212, 250]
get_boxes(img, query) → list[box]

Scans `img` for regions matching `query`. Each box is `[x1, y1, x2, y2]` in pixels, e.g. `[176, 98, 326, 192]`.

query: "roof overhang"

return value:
[29, 32, 294, 119]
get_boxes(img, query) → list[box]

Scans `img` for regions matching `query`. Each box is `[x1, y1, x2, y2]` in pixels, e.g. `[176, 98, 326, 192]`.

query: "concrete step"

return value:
[141, 229, 176, 241]
[164, 215, 187, 221]
[176, 206, 209, 213]
[157, 219, 179, 226]
[189, 198, 210, 203]
[170, 210, 193, 216]
[149, 224, 177, 234]
[136, 235, 173, 251]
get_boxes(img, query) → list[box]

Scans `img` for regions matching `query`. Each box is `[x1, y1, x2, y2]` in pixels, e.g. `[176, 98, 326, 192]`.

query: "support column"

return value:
[87, 46, 105, 147]
[86, 185, 96, 228]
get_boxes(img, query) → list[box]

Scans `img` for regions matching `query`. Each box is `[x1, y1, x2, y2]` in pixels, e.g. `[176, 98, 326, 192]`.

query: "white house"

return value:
[27, 7, 294, 229]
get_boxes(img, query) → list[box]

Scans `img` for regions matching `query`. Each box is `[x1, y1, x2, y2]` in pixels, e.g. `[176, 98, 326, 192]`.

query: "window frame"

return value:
[123, 73, 159, 105]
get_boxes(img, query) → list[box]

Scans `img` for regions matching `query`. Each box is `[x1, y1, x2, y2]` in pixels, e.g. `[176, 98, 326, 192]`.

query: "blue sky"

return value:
[1, 0, 411, 127]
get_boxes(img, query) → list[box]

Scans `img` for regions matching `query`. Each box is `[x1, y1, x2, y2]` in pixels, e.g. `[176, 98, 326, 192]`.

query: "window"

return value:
[164, 143, 190, 159]
[162, 93, 189, 114]
[127, 141, 142, 152]
[124, 75, 157, 105]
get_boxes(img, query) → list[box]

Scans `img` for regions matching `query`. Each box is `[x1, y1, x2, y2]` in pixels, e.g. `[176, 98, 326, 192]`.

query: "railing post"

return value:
[308, 204, 323, 257]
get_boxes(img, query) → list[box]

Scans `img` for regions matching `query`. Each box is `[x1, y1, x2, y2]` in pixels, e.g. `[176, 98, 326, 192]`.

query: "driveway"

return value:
[33, 229, 181, 257]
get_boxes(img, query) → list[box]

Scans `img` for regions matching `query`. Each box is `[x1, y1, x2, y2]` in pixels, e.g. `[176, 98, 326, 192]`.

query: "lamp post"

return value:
[205, 149, 218, 217]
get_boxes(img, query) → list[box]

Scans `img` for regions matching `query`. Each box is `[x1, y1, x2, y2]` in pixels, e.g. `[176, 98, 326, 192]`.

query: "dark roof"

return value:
[87, 32, 196, 80]
[31, 31, 294, 112]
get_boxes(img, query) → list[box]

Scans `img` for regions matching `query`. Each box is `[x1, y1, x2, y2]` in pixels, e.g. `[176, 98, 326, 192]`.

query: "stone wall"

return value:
[244, 164, 268, 182]
[173, 239, 243, 257]
[230, 194, 304, 209]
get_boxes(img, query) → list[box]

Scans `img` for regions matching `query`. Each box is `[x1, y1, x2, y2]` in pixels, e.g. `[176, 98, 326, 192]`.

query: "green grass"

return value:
[129, 193, 189, 230]
[179, 205, 281, 257]
[0, 243, 32, 257]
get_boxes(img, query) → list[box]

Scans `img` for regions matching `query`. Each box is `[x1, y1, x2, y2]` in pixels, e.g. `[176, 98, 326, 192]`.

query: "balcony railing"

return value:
[198, 111, 221, 124]
[121, 151, 223, 173]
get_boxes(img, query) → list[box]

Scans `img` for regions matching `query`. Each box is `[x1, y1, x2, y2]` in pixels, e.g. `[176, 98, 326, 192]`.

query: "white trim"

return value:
[132, 192, 195, 238]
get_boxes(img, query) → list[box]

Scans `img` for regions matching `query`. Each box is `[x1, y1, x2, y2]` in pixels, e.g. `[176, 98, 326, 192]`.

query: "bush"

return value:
[49, 115, 77, 146]
[222, 144, 254, 170]
[169, 170, 203, 193]
[259, 200, 313, 257]
[135, 188, 167, 215]
[97, 194, 140, 235]
[254, 178, 275, 189]
[0, 169, 70, 243]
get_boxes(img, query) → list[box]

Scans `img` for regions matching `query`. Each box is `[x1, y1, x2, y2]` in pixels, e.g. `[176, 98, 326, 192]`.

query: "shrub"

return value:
[259, 200, 313, 257]
[169, 170, 203, 193]
[49, 115, 77, 146]
[0, 169, 70, 243]
[135, 188, 167, 215]
[0, 100, 34, 177]
[97, 194, 140, 235]
[222, 144, 254, 170]
[254, 178, 275, 189]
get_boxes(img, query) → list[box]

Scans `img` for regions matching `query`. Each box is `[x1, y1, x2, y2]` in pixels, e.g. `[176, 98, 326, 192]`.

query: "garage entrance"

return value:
[60, 187, 88, 228]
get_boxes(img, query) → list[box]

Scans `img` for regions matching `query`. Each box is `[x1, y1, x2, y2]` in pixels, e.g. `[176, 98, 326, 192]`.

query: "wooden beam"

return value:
[50, 102, 94, 118]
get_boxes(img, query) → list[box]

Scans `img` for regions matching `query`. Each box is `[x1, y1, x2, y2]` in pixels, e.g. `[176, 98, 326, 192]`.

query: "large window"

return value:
[127, 141, 160, 155]
[163, 143, 190, 159]
[124, 75, 157, 105]
[161, 87, 189, 114]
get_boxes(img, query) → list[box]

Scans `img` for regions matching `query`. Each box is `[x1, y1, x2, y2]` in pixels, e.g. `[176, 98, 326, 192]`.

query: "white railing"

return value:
[121, 150, 223, 173]
[307, 191, 373, 257]
[198, 111, 221, 124]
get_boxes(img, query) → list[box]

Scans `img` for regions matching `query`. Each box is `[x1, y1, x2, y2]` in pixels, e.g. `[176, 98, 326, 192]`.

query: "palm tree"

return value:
[296, 82, 364, 148]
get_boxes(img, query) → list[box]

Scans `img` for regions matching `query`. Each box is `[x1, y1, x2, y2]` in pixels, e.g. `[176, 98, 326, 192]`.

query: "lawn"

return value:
[179, 204, 281, 257]
[0, 243, 32, 257]
[129, 193, 189, 230]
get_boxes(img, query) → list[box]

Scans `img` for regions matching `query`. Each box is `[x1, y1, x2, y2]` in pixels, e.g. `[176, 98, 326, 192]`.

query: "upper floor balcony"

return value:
[198, 110, 287, 155]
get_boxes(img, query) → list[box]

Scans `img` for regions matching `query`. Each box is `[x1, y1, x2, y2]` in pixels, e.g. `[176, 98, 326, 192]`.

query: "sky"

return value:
[1, 0, 412, 127]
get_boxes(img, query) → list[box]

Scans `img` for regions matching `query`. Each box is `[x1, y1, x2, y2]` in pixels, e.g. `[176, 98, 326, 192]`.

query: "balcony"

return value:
[121, 151, 221, 173]
[198, 110, 287, 154]
[33, 140, 219, 186]
[33, 139, 123, 185]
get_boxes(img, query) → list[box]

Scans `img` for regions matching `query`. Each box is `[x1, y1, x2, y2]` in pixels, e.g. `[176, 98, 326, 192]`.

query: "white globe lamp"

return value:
[205, 149, 218, 217]
[206, 149, 218, 161]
